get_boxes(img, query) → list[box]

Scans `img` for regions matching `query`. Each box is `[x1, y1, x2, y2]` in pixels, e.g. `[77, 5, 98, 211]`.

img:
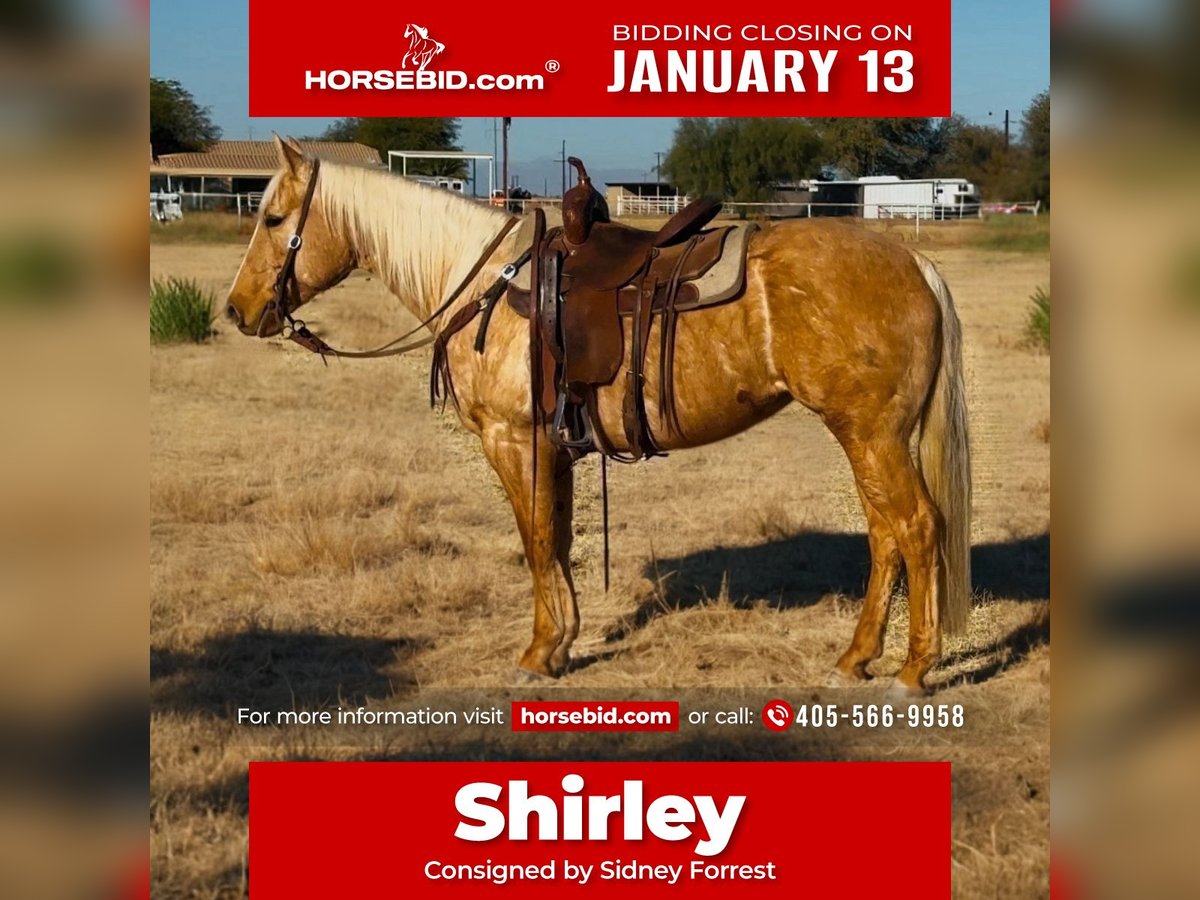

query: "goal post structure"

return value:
[386, 150, 495, 199]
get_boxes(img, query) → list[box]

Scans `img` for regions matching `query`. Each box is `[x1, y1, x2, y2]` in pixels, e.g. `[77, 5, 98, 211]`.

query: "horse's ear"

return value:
[284, 135, 304, 154]
[273, 133, 304, 176]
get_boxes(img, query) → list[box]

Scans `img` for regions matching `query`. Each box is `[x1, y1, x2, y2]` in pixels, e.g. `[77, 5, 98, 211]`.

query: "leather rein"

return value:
[267, 157, 521, 364]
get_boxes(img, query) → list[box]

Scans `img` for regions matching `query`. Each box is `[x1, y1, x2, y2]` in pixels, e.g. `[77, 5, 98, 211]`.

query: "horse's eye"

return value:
[263, 213, 285, 228]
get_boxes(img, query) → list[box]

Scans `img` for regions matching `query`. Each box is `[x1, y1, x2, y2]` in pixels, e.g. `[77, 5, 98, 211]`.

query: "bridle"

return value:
[261, 157, 521, 363]
[261, 158, 321, 339]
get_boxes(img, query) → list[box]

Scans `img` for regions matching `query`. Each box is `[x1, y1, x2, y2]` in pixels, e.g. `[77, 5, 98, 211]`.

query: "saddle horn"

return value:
[567, 156, 590, 184]
[561, 156, 610, 245]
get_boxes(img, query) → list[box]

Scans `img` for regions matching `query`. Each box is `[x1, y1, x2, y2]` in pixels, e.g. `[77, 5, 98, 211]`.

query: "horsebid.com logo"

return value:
[304, 21, 547, 92]
[402, 23, 444, 71]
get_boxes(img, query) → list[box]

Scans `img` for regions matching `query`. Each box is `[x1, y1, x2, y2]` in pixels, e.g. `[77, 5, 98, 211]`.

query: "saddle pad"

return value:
[678, 222, 758, 310]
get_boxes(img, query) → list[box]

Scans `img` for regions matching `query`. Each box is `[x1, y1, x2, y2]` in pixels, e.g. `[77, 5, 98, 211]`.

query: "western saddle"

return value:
[437, 157, 756, 462]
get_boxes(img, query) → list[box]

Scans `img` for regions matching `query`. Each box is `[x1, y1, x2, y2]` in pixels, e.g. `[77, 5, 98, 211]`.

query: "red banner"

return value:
[250, 761, 950, 898]
[248, 0, 950, 117]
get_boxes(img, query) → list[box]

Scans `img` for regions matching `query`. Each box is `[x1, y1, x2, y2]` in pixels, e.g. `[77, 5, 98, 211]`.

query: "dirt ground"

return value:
[150, 223, 1050, 898]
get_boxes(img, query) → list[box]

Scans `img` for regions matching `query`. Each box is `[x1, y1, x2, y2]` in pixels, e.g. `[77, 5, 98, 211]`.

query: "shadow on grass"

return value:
[609, 530, 1049, 640]
[938, 605, 1051, 688]
[151, 628, 428, 718]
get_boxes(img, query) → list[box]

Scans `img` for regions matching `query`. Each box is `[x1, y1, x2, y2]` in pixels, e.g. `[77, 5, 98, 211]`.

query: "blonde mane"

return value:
[315, 162, 510, 318]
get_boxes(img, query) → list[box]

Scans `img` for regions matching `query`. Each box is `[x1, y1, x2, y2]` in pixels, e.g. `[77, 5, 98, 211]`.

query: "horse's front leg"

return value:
[480, 426, 578, 677]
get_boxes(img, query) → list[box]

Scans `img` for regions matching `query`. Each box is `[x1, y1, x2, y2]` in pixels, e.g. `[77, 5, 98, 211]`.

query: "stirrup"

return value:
[551, 392, 594, 450]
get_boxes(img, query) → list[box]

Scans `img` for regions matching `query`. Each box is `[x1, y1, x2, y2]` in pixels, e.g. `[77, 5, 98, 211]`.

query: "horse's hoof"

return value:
[827, 659, 873, 687]
[825, 668, 864, 688]
[885, 678, 929, 701]
[511, 666, 555, 686]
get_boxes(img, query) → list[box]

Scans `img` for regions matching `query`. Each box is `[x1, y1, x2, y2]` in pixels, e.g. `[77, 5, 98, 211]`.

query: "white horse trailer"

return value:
[811, 177, 980, 219]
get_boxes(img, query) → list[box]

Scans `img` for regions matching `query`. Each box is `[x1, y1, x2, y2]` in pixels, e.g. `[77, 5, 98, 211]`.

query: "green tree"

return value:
[933, 116, 1003, 177]
[320, 118, 466, 177]
[932, 115, 1022, 199]
[663, 118, 823, 201]
[1022, 90, 1050, 207]
[150, 78, 221, 157]
[662, 119, 728, 196]
[727, 119, 824, 200]
[814, 118, 942, 179]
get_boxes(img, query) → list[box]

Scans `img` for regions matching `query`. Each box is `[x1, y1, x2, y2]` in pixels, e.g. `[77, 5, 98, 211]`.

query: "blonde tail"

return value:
[911, 252, 972, 635]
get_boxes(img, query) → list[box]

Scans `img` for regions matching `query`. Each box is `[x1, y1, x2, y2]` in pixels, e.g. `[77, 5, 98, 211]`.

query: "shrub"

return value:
[150, 276, 215, 344]
[1026, 286, 1050, 350]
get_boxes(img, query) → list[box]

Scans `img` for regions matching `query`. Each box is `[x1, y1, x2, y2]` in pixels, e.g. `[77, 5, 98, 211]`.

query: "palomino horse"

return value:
[402, 24, 445, 72]
[226, 138, 971, 695]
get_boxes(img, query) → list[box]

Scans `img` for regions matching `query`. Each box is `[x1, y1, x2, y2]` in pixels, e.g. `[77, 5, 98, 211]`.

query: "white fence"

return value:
[174, 190, 561, 218]
[492, 198, 563, 215]
[162, 190, 1041, 226]
[168, 191, 264, 218]
[716, 201, 985, 220]
[617, 198, 1040, 223]
[237, 193, 264, 217]
[616, 195, 691, 216]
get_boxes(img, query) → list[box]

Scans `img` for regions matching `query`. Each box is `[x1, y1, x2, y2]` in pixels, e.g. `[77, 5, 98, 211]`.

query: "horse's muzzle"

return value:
[254, 307, 284, 337]
[225, 303, 253, 335]
[228, 301, 283, 337]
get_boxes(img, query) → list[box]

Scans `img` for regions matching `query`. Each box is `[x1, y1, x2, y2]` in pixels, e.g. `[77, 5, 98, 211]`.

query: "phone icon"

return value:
[762, 699, 793, 732]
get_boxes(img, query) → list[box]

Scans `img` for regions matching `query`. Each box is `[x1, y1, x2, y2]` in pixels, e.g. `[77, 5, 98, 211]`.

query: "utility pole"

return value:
[989, 109, 1012, 151]
[655, 151, 663, 199]
[502, 117, 511, 207]
[559, 139, 568, 193]
[491, 118, 498, 192]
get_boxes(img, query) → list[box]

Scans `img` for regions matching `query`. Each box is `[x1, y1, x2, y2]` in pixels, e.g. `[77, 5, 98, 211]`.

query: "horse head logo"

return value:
[402, 23, 446, 72]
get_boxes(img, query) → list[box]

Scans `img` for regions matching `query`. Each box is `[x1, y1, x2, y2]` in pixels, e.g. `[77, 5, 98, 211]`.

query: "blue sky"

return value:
[150, 1, 1049, 190]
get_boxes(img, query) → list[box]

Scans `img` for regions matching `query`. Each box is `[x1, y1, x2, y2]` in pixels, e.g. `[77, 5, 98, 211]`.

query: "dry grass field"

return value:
[151, 217, 1050, 898]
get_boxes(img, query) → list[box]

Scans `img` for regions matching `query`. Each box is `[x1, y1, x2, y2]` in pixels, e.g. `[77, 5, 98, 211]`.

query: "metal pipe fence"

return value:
[171, 191, 264, 217]
[615, 195, 691, 215]
[711, 201, 987, 220]
[614, 196, 1041, 220]
[164, 191, 1040, 225]
[489, 198, 563, 215]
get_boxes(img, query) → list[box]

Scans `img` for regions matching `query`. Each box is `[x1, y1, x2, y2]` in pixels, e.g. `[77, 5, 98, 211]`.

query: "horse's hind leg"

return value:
[833, 432, 942, 695]
[829, 485, 900, 684]
[481, 429, 579, 677]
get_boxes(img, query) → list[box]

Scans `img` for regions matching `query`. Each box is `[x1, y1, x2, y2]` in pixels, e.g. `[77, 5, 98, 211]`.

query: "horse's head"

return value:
[225, 136, 355, 337]
[404, 23, 424, 39]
